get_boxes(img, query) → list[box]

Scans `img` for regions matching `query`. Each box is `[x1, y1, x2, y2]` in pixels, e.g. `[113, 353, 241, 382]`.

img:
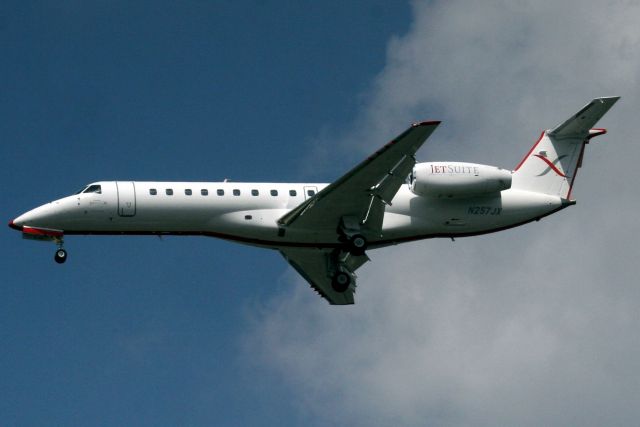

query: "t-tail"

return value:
[512, 96, 620, 199]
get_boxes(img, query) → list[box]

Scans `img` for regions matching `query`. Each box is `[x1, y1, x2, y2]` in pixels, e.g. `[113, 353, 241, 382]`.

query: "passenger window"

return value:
[251, 189, 259, 196]
[270, 190, 278, 196]
[289, 190, 297, 197]
[233, 189, 240, 196]
[166, 189, 173, 196]
[83, 184, 102, 194]
[185, 189, 192, 196]
[307, 189, 316, 196]
[201, 189, 208, 196]
[150, 188, 157, 195]
[217, 189, 224, 196]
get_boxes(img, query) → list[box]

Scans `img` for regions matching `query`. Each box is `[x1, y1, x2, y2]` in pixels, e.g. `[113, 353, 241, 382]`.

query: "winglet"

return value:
[413, 120, 442, 127]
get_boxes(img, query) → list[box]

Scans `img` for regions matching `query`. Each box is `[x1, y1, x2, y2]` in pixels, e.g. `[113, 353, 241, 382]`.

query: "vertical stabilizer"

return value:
[512, 97, 619, 198]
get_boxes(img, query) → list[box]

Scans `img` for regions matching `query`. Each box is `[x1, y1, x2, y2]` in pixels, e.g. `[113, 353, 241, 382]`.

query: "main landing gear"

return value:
[327, 217, 371, 293]
[339, 216, 368, 256]
[328, 244, 367, 293]
[348, 234, 367, 256]
[331, 271, 352, 293]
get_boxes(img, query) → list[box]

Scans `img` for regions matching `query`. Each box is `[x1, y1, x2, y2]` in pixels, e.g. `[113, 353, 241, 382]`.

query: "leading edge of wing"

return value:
[278, 120, 441, 228]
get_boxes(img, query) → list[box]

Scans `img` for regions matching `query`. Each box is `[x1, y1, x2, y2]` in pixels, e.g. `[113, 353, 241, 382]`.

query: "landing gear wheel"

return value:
[349, 234, 367, 256]
[331, 271, 352, 293]
[54, 248, 67, 264]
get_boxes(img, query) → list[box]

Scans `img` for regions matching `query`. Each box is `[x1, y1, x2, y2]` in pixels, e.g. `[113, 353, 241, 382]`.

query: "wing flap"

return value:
[370, 153, 416, 205]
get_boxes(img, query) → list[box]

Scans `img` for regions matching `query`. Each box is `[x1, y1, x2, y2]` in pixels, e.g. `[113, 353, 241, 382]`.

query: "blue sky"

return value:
[1, 2, 410, 425]
[4, 1, 640, 426]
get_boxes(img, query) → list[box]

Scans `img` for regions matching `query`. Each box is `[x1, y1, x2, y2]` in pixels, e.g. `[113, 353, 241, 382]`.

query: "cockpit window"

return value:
[83, 185, 102, 194]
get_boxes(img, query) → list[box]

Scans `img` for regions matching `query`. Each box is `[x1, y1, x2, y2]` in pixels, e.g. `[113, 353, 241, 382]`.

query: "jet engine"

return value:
[410, 162, 512, 198]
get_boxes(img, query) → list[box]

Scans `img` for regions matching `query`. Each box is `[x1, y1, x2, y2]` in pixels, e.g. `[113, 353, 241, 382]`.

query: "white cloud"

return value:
[244, 1, 640, 425]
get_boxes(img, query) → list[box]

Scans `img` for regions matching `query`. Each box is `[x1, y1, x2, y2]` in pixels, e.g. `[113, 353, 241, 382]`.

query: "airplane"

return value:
[9, 97, 619, 305]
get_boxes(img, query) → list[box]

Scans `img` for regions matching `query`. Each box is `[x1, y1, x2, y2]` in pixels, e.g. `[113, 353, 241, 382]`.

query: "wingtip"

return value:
[413, 120, 441, 127]
[596, 96, 621, 103]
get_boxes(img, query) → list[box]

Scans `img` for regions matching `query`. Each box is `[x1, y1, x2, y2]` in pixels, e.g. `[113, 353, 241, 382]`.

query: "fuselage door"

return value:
[116, 181, 136, 217]
[303, 185, 318, 201]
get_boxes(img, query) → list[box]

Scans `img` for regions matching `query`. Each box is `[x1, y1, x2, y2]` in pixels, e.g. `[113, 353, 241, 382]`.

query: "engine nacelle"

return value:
[410, 162, 512, 198]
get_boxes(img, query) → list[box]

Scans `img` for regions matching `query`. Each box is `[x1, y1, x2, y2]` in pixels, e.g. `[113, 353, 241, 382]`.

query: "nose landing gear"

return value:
[54, 237, 67, 264]
[54, 248, 67, 264]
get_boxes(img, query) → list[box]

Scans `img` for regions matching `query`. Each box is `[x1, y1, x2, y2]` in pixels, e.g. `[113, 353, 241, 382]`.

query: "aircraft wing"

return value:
[278, 121, 441, 233]
[280, 248, 370, 305]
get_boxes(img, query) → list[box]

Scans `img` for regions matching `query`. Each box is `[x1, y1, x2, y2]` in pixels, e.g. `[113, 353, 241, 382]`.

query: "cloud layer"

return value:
[244, 1, 640, 425]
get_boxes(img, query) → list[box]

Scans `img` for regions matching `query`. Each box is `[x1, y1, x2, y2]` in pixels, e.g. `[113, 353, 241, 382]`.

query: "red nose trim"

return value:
[8, 220, 22, 231]
[22, 226, 64, 238]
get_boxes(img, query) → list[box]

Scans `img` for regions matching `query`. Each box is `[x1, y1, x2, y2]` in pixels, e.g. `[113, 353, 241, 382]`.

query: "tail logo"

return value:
[534, 154, 568, 177]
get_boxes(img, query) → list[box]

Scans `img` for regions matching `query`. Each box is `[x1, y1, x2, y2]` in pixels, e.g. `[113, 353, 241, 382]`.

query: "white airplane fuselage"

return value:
[11, 180, 566, 249]
[9, 97, 619, 304]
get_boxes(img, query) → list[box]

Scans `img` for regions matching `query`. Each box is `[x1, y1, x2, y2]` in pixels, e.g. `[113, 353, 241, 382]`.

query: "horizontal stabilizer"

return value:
[549, 97, 620, 139]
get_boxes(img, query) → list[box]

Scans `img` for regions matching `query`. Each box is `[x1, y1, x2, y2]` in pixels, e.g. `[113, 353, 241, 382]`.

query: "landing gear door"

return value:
[116, 181, 136, 217]
[303, 185, 318, 201]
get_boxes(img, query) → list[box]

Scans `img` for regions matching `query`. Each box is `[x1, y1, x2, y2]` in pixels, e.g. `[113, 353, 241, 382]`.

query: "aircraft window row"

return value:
[147, 188, 310, 197]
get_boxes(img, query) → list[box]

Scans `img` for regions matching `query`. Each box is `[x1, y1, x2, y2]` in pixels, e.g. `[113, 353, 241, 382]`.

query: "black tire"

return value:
[331, 272, 351, 293]
[54, 249, 67, 264]
[349, 234, 367, 255]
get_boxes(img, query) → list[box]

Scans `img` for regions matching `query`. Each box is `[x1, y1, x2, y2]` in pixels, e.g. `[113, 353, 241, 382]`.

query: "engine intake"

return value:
[410, 162, 512, 198]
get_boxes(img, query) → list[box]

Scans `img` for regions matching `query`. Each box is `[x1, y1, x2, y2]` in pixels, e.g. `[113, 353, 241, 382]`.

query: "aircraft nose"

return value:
[9, 210, 31, 231]
[8, 219, 22, 231]
[10, 205, 54, 230]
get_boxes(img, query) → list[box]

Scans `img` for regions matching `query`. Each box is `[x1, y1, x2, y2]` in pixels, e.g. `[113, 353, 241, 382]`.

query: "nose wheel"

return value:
[53, 236, 67, 264]
[54, 248, 68, 264]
